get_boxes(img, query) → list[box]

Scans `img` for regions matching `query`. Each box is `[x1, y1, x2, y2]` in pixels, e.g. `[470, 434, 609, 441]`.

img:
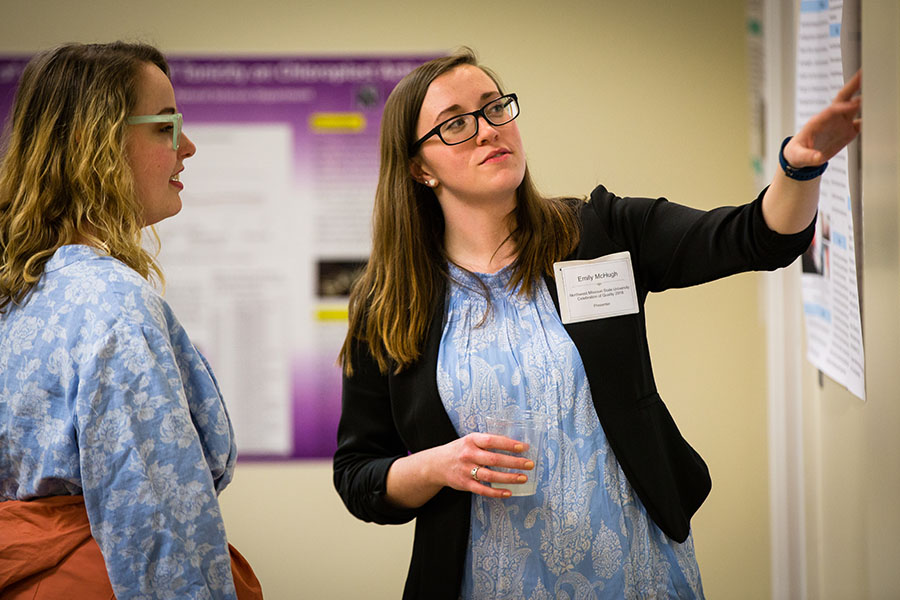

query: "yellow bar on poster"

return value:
[309, 112, 366, 133]
[316, 307, 349, 321]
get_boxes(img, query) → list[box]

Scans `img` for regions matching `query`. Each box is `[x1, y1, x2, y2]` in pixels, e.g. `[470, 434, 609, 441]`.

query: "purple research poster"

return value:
[0, 54, 438, 459]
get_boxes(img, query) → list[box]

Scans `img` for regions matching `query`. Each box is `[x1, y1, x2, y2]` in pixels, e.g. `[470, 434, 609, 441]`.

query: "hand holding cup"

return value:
[484, 410, 546, 497]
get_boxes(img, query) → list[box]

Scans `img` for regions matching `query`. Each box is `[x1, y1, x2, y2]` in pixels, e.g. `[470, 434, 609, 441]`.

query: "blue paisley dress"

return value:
[437, 263, 704, 599]
[0, 245, 240, 599]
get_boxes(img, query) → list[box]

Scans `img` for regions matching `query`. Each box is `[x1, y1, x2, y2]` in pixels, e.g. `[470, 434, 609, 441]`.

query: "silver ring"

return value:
[471, 466, 481, 481]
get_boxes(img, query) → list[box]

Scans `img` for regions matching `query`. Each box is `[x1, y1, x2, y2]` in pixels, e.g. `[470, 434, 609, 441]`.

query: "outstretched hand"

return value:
[784, 69, 861, 168]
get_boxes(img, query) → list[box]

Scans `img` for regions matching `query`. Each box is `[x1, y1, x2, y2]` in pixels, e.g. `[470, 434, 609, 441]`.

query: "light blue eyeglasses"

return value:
[125, 113, 183, 150]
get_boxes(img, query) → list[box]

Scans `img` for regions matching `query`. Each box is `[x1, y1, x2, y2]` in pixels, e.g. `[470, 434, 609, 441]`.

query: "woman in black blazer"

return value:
[334, 49, 861, 599]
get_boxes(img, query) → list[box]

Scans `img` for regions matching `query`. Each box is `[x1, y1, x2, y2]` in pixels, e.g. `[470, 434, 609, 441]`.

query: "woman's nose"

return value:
[179, 132, 197, 158]
[474, 115, 500, 144]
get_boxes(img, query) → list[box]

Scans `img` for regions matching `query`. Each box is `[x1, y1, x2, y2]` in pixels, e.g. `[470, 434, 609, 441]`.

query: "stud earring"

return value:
[426, 179, 437, 188]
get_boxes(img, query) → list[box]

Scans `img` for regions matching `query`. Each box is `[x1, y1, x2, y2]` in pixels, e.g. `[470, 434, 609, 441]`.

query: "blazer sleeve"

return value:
[333, 339, 419, 525]
[585, 185, 816, 293]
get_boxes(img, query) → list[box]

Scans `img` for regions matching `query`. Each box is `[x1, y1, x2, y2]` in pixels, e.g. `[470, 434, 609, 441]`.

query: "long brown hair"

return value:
[341, 48, 581, 375]
[0, 42, 170, 313]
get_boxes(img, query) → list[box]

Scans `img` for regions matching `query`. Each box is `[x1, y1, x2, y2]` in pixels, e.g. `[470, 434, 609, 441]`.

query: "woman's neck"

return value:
[440, 194, 517, 274]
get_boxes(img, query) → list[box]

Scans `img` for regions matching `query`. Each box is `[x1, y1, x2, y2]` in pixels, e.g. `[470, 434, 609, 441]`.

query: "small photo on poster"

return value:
[317, 259, 367, 298]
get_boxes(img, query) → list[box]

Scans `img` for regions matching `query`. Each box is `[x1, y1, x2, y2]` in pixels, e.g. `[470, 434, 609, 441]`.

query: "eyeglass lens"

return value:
[172, 114, 182, 151]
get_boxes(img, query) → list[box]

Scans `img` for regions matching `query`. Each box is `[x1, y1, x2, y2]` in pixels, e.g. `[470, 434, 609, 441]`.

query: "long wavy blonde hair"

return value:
[340, 49, 581, 375]
[0, 41, 169, 313]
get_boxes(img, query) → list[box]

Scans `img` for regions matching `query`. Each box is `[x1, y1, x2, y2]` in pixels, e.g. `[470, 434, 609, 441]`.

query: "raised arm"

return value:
[762, 70, 862, 234]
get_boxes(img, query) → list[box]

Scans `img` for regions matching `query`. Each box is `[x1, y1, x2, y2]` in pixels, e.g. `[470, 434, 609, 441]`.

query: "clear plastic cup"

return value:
[485, 410, 546, 497]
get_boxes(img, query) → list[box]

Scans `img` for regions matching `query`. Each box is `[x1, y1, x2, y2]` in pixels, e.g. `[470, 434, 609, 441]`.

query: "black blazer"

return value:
[333, 185, 814, 600]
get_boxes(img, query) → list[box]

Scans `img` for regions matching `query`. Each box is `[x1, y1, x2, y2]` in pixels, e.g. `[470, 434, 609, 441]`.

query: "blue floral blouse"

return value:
[0, 245, 240, 599]
[437, 263, 705, 599]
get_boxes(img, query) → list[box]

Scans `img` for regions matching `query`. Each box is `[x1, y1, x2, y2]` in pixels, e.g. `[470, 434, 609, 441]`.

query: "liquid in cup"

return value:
[485, 411, 546, 497]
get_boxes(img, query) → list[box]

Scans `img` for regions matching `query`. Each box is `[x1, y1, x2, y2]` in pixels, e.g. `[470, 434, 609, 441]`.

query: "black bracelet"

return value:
[779, 136, 828, 181]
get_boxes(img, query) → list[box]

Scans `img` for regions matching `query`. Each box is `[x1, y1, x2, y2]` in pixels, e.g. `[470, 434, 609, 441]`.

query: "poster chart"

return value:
[795, 0, 865, 400]
[0, 55, 435, 456]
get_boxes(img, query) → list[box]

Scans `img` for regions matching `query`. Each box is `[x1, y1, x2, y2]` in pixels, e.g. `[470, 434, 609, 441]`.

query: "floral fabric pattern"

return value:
[437, 263, 704, 599]
[0, 245, 239, 599]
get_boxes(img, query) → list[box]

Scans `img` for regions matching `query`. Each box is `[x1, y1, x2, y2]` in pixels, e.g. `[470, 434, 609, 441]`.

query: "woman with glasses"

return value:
[334, 48, 860, 599]
[0, 42, 261, 599]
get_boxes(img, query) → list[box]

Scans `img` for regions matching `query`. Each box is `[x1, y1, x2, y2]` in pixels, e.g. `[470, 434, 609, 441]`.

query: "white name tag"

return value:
[553, 251, 639, 324]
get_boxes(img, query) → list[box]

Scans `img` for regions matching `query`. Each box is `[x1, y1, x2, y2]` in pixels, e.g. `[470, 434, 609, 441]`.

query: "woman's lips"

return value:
[481, 149, 510, 164]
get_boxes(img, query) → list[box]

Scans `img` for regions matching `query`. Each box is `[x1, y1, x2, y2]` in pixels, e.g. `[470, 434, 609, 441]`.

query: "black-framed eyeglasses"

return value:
[409, 93, 519, 155]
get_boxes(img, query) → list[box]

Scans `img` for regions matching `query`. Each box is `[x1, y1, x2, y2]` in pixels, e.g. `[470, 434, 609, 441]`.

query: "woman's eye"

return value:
[443, 117, 468, 133]
[161, 125, 174, 133]
[487, 103, 506, 117]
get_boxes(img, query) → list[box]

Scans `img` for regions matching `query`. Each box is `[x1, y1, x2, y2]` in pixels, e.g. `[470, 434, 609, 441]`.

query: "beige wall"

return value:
[0, 1, 771, 597]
